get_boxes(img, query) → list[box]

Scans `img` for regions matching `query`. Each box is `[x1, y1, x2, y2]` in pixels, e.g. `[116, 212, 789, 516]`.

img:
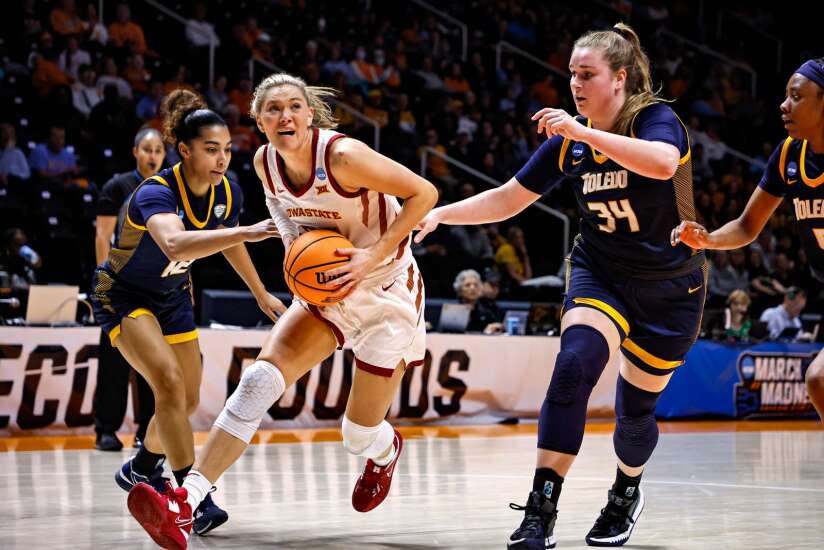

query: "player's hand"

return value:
[414, 210, 443, 243]
[531, 108, 587, 141]
[256, 292, 287, 322]
[321, 246, 380, 296]
[670, 220, 711, 249]
[244, 219, 280, 242]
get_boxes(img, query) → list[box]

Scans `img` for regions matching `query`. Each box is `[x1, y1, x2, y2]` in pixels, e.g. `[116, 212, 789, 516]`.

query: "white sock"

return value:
[372, 440, 396, 466]
[182, 470, 212, 511]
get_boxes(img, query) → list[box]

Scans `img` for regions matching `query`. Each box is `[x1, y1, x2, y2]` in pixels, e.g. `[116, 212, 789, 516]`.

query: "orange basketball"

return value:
[283, 229, 353, 306]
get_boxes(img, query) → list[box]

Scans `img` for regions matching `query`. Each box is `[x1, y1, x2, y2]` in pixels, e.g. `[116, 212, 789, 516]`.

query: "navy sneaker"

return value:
[507, 491, 558, 549]
[193, 491, 229, 536]
[115, 457, 168, 493]
[585, 488, 645, 547]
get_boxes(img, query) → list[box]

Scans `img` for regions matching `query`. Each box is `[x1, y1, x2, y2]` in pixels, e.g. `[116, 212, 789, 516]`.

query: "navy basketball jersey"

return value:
[101, 163, 243, 292]
[516, 103, 703, 275]
[760, 137, 824, 282]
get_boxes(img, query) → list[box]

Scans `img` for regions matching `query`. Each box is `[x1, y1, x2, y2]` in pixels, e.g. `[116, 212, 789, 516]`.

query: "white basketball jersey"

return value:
[261, 128, 412, 282]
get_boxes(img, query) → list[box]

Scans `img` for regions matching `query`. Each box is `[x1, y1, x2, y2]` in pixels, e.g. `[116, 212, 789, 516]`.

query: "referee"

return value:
[92, 128, 164, 451]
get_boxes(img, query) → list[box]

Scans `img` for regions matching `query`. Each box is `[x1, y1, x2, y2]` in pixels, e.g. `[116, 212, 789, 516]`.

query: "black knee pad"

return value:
[613, 375, 662, 467]
[546, 325, 610, 405]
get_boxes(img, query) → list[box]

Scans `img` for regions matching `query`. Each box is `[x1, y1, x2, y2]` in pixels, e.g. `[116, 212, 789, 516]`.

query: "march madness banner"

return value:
[0, 327, 622, 435]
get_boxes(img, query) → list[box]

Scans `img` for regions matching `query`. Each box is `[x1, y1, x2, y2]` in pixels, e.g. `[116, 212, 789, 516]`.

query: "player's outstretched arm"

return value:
[322, 137, 438, 292]
[146, 213, 278, 261]
[414, 178, 541, 243]
[671, 187, 783, 250]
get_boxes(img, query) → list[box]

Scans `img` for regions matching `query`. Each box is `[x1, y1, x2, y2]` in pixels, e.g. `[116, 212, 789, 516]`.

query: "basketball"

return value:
[283, 229, 353, 306]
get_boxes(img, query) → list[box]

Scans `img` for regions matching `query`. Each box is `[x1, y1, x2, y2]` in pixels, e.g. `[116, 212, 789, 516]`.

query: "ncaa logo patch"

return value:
[787, 162, 798, 177]
[214, 204, 226, 218]
[316, 167, 327, 180]
[572, 143, 585, 157]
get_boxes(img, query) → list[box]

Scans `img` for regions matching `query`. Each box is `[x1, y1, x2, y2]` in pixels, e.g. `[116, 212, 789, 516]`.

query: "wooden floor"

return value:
[1, 421, 823, 549]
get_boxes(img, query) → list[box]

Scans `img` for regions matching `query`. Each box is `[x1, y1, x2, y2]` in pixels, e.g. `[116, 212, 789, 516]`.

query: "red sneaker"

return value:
[352, 429, 404, 512]
[128, 481, 193, 550]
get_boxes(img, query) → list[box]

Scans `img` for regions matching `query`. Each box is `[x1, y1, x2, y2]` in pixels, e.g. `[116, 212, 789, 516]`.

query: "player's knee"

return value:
[151, 365, 185, 405]
[341, 417, 394, 459]
[215, 360, 286, 443]
[185, 389, 200, 416]
[614, 413, 659, 467]
[547, 325, 610, 405]
[805, 361, 824, 392]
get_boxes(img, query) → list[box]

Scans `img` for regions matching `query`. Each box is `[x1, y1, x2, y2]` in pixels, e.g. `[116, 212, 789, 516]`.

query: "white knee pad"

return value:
[214, 360, 285, 443]
[341, 417, 395, 459]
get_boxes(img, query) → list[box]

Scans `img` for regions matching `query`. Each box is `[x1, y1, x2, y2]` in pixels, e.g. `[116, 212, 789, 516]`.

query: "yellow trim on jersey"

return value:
[558, 138, 571, 172]
[571, 297, 630, 335]
[150, 175, 171, 187]
[173, 163, 214, 229]
[585, 119, 609, 164]
[622, 338, 683, 370]
[629, 107, 692, 165]
[126, 212, 146, 230]
[164, 329, 199, 344]
[108, 308, 157, 345]
[778, 137, 793, 182]
[800, 140, 824, 187]
[223, 177, 232, 220]
[124, 176, 171, 230]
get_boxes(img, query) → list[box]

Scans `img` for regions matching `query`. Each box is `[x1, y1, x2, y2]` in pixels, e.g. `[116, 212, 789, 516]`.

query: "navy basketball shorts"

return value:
[91, 268, 198, 346]
[562, 246, 708, 376]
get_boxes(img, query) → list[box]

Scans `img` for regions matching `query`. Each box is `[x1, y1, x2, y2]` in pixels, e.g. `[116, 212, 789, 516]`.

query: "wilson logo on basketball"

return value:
[316, 271, 344, 285]
[316, 185, 330, 194]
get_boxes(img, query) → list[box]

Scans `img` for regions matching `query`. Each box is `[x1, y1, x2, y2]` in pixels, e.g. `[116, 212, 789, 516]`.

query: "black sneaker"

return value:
[585, 488, 645, 547]
[95, 433, 123, 452]
[193, 491, 229, 535]
[507, 491, 558, 549]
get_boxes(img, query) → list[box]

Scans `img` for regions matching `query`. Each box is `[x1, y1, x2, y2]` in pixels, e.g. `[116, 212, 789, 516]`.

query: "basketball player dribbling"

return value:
[127, 72, 438, 550]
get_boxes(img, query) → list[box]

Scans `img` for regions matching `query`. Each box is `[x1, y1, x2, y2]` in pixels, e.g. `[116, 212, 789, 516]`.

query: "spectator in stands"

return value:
[418, 128, 455, 185]
[0, 228, 40, 289]
[0, 123, 31, 183]
[72, 64, 101, 117]
[122, 54, 151, 94]
[772, 251, 797, 290]
[416, 56, 445, 91]
[444, 62, 472, 95]
[495, 225, 532, 288]
[228, 77, 254, 115]
[58, 36, 91, 80]
[108, 3, 148, 55]
[454, 269, 503, 334]
[760, 287, 809, 340]
[322, 42, 353, 82]
[707, 250, 749, 307]
[163, 64, 195, 96]
[449, 184, 494, 265]
[89, 84, 137, 170]
[363, 90, 389, 128]
[92, 128, 164, 451]
[31, 44, 72, 97]
[185, 2, 220, 49]
[28, 125, 79, 185]
[49, 0, 86, 37]
[723, 289, 752, 341]
[97, 56, 132, 100]
[207, 75, 229, 113]
[223, 104, 260, 154]
[84, 3, 108, 48]
[136, 81, 163, 122]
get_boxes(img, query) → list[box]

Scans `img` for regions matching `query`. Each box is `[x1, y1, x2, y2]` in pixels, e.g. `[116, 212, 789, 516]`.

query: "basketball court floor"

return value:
[1, 422, 823, 549]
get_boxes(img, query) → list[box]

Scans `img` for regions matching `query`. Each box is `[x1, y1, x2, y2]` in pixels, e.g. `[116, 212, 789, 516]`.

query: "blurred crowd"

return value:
[0, 0, 820, 339]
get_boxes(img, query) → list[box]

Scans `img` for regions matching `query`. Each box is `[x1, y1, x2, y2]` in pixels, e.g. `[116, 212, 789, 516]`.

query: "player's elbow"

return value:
[163, 238, 185, 262]
[420, 180, 439, 210]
